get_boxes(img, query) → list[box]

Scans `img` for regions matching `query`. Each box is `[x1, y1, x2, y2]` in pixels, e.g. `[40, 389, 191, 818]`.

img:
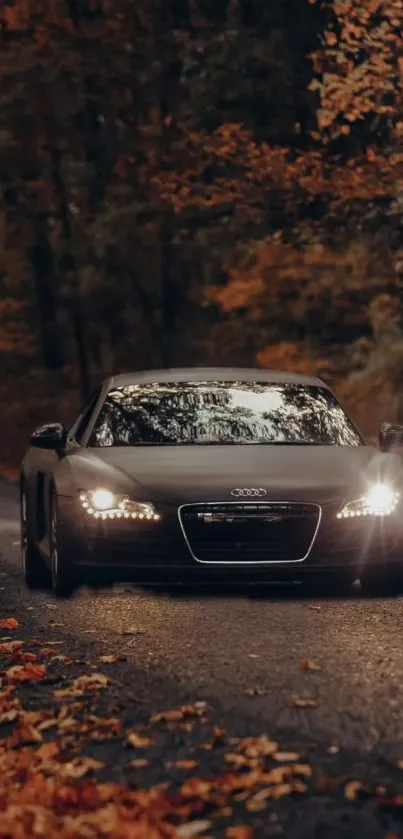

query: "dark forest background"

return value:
[0, 0, 402, 474]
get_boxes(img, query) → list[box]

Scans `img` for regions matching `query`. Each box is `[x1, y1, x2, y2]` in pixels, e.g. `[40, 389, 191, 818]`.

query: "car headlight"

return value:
[337, 483, 400, 519]
[79, 489, 160, 521]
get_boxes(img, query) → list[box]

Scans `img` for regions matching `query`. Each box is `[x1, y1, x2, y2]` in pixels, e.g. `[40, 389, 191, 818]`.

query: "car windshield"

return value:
[89, 381, 362, 447]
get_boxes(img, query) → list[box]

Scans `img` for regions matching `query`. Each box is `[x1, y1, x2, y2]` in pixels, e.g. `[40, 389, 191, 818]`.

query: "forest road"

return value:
[1, 479, 403, 837]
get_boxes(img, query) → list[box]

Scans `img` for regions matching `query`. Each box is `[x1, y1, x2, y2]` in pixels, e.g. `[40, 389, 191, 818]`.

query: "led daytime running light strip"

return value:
[79, 493, 160, 521]
[337, 491, 400, 519]
[86, 508, 160, 521]
[337, 507, 397, 519]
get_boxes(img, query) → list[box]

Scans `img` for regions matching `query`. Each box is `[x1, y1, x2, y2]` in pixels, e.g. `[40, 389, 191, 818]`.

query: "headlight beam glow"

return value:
[337, 483, 400, 519]
[79, 489, 160, 521]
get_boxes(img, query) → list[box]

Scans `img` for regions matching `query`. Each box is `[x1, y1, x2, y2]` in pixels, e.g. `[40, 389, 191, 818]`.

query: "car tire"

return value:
[360, 567, 401, 597]
[20, 487, 51, 589]
[49, 490, 77, 598]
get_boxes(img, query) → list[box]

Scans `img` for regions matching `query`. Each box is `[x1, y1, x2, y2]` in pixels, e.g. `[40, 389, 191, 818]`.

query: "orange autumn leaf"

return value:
[344, 780, 364, 801]
[0, 641, 23, 654]
[53, 672, 108, 699]
[299, 658, 322, 671]
[151, 702, 207, 724]
[292, 695, 318, 708]
[6, 662, 47, 682]
[126, 731, 154, 749]
[175, 759, 199, 770]
[226, 829, 254, 839]
[0, 618, 19, 630]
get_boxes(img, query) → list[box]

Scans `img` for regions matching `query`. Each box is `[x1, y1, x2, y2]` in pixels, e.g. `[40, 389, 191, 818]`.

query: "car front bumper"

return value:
[57, 496, 403, 582]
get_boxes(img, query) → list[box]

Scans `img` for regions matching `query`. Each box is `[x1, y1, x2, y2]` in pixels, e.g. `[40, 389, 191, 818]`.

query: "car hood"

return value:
[61, 444, 403, 505]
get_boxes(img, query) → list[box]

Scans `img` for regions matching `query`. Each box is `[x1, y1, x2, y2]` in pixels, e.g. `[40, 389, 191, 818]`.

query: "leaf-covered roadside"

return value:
[1, 622, 403, 838]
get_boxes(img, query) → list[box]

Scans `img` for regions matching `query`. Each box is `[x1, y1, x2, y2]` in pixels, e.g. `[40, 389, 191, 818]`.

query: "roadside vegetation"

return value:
[0, 0, 402, 466]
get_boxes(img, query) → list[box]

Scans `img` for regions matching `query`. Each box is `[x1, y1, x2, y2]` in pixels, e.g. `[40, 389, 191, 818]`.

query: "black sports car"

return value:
[20, 368, 403, 597]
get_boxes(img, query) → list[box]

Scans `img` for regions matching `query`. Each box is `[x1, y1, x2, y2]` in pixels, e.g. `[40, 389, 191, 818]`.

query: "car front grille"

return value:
[179, 502, 321, 564]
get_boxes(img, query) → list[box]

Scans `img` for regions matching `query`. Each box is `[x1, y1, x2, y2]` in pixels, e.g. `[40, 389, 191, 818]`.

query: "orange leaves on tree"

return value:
[310, 0, 403, 139]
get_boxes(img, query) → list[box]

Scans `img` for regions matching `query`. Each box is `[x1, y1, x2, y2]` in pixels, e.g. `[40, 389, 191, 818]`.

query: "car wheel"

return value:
[20, 488, 50, 589]
[49, 490, 77, 598]
[360, 567, 401, 597]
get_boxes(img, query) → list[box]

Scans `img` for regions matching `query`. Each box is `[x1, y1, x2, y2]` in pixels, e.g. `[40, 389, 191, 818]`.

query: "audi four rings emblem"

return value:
[230, 488, 267, 498]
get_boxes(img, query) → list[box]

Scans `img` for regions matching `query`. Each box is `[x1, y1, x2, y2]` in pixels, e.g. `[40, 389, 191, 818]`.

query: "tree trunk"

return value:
[30, 224, 65, 370]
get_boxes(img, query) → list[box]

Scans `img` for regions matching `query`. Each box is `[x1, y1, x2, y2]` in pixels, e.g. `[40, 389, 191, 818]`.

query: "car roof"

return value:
[108, 368, 325, 388]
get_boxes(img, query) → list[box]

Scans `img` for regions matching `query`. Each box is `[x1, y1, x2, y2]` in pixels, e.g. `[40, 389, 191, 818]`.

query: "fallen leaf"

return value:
[243, 686, 268, 696]
[37, 718, 58, 732]
[292, 696, 318, 708]
[11, 650, 41, 664]
[299, 658, 321, 671]
[57, 716, 78, 731]
[152, 709, 183, 722]
[226, 827, 254, 839]
[175, 759, 199, 770]
[58, 757, 104, 779]
[177, 820, 212, 838]
[273, 752, 301, 762]
[0, 641, 23, 654]
[126, 731, 154, 748]
[238, 736, 278, 758]
[129, 758, 149, 768]
[344, 780, 364, 800]
[0, 708, 19, 723]
[13, 719, 43, 744]
[98, 655, 126, 663]
[273, 782, 306, 799]
[6, 663, 47, 682]
[265, 764, 311, 784]
[36, 742, 59, 759]
[249, 788, 273, 804]
[0, 619, 19, 630]
[225, 754, 253, 767]
[246, 796, 269, 812]
[180, 778, 214, 798]
[49, 622, 64, 628]
[53, 672, 108, 698]
[151, 702, 207, 723]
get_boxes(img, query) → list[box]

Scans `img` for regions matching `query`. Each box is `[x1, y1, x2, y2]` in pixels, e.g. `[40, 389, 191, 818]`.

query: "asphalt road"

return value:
[2, 479, 403, 837]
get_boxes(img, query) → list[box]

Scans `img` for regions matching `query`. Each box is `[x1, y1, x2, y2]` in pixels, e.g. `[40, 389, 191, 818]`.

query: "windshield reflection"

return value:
[89, 382, 362, 448]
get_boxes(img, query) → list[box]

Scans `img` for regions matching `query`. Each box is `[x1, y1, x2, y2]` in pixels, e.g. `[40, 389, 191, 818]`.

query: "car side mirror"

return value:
[379, 422, 403, 452]
[30, 423, 67, 452]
